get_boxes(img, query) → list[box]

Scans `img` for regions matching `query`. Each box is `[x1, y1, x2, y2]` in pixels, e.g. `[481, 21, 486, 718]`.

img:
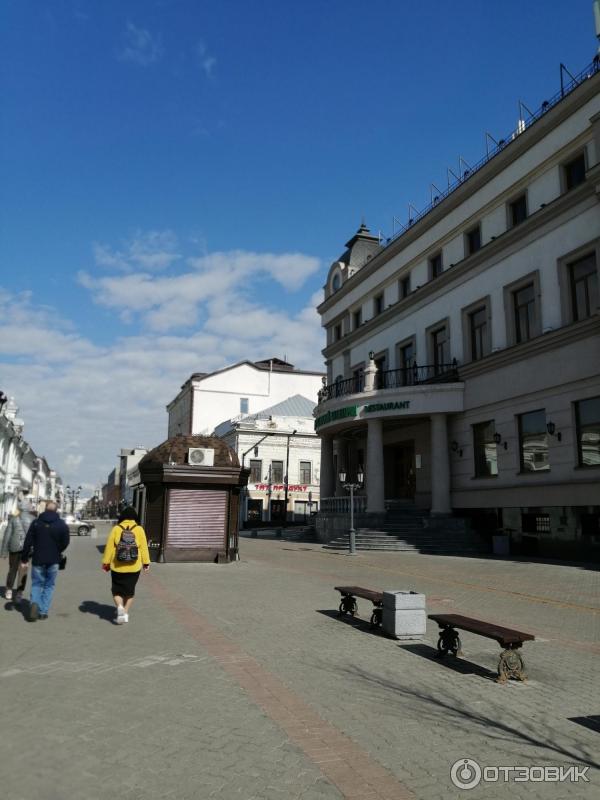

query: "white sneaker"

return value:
[122, 613, 129, 624]
[116, 605, 125, 624]
[5, 589, 12, 600]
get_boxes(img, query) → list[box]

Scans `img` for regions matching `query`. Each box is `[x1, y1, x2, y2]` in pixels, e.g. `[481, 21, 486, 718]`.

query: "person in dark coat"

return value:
[1, 499, 36, 602]
[20, 500, 69, 621]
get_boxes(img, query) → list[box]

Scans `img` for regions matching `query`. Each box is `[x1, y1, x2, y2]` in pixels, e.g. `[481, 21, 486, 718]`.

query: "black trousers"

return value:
[6, 551, 27, 592]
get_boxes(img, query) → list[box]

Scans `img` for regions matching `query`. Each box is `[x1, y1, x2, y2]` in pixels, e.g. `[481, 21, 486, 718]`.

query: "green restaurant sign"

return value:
[364, 400, 411, 413]
[315, 400, 411, 430]
[314, 405, 357, 430]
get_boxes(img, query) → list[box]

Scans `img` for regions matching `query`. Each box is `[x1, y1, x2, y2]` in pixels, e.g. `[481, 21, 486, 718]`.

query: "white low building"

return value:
[315, 55, 600, 558]
[167, 358, 324, 438]
[215, 395, 320, 523]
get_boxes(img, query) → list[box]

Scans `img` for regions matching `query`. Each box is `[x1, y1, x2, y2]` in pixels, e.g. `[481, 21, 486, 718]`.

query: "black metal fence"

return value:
[318, 361, 459, 402]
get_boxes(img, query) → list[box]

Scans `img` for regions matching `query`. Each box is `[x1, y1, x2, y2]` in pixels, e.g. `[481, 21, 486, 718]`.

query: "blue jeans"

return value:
[31, 564, 59, 615]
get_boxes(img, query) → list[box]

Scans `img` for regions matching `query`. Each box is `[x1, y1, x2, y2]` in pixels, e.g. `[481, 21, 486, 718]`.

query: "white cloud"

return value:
[93, 230, 180, 273]
[0, 241, 324, 489]
[119, 22, 163, 66]
[196, 41, 216, 77]
[80, 248, 321, 332]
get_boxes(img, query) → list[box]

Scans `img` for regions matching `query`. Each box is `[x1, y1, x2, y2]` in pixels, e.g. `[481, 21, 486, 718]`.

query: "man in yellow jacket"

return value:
[101, 506, 150, 624]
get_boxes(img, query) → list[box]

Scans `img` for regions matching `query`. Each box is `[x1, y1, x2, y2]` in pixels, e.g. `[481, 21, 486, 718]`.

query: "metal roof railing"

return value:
[382, 56, 600, 248]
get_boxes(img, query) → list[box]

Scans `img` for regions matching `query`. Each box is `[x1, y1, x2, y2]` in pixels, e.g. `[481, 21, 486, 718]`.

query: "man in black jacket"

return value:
[20, 501, 69, 621]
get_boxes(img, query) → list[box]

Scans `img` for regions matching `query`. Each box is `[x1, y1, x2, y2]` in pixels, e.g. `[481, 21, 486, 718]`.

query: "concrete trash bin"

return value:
[382, 591, 426, 640]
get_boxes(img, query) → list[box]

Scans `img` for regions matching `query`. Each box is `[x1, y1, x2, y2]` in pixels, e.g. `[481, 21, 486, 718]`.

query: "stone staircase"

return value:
[323, 504, 488, 555]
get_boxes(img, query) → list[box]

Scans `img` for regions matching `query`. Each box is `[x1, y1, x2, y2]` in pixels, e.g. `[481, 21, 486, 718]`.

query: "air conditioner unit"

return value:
[187, 447, 214, 466]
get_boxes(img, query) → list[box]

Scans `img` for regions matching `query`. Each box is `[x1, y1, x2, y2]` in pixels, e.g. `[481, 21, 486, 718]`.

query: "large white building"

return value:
[215, 395, 321, 523]
[316, 56, 600, 558]
[0, 394, 62, 523]
[167, 358, 324, 438]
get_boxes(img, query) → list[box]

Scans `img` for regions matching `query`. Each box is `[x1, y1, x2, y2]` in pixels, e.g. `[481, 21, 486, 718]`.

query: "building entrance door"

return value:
[384, 442, 416, 500]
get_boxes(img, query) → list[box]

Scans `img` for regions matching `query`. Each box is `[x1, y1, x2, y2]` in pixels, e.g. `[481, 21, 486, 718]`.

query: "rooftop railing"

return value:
[376, 57, 600, 251]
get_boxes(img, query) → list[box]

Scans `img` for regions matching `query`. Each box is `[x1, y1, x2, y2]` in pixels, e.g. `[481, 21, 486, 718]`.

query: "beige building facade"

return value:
[316, 59, 600, 557]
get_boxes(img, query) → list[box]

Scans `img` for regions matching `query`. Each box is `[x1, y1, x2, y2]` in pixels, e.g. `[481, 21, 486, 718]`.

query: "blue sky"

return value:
[0, 0, 597, 489]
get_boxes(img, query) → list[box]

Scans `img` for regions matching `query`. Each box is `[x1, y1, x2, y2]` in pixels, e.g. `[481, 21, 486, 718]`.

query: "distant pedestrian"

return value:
[101, 507, 150, 625]
[1, 499, 36, 602]
[20, 500, 69, 621]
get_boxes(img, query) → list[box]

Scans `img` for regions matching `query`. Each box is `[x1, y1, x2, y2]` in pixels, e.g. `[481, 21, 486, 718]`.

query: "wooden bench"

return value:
[335, 586, 383, 628]
[428, 613, 535, 683]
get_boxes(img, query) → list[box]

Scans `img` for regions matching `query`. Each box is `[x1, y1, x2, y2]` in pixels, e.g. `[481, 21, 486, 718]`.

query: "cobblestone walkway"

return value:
[1, 529, 598, 799]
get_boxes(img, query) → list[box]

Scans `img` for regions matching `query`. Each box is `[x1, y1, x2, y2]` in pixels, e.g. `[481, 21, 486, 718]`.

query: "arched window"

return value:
[331, 272, 341, 292]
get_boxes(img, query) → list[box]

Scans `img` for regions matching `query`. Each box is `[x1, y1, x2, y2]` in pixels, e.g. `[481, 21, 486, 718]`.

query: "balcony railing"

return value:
[318, 361, 459, 403]
[321, 495, 367, 514]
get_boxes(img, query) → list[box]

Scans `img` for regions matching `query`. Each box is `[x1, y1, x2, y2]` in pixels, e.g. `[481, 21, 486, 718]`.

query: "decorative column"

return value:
[366, 418, 385, 513]
[319, 435, 335, 500]
[430, 413, 451, 515]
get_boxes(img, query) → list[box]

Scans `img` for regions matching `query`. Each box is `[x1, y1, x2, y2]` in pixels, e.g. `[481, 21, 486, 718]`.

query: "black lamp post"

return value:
[65, 484, 82, 514]
[339, 468, 364, 555]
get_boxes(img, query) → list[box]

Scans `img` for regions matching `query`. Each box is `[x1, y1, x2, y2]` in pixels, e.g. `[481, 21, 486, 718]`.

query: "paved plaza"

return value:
[1, 525, 599, 800]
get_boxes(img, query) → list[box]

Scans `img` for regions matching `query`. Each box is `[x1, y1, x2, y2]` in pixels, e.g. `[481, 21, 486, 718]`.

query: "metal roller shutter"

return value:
[167, 488, 227, 549]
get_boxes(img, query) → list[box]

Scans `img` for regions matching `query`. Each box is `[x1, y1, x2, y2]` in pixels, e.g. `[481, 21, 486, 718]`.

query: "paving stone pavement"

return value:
[1, 526, 598, 800]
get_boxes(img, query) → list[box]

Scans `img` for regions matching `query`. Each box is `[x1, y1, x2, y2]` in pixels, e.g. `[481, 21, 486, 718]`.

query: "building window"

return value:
[508, 194, 528, 227]
[240, 397, 249, 414]
[399, 275, 410, 299]
[473, 421, 498, 477]
[518, 410, 549, 472]
[431, 325, 449, 371]
[575, 396, 600, 467]
[352, 308, 362, 329]
[374, 293, 384, 316]
[299, 461, 312, 484]
[249, 460, 262, 483]
[331, 272, 341, 292]
[334, 323, 342, 342]
[563, 152, 586, 191]
[469, 306, 488, 360]
[429, 252, 443, 280]
[352, 367, 364, 392]
[271, 461, 284, 483]
[399, 341, 415, 385]
[513, 283, 536, 343]
[465, 224, 481, 256]
[569, 253, 598, 321]
[522, 512, 551, 534]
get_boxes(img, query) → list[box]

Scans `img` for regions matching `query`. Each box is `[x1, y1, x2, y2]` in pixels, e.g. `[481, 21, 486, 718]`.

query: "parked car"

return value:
[65, 516, 96, 536]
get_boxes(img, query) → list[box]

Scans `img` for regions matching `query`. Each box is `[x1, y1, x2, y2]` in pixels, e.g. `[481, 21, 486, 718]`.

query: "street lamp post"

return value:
[339, 468, 364, 555]
[65, 484, 82, 514]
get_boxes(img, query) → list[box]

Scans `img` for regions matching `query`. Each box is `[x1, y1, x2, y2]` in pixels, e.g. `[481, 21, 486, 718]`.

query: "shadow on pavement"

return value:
[316, 609, 383, 636]
[399, 642, 497, 681]
[569, 715, 600, 734]
[79, 600, 115, 622]
[4, 598, 32, 621]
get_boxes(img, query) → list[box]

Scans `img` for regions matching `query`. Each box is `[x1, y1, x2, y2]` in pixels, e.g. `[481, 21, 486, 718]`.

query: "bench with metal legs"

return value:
[335, 586, 383, 628]
[429, 613, 535, 683]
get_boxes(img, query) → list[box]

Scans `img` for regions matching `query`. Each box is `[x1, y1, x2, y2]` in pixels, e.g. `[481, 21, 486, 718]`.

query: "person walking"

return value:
[1, 499, 36, 602]
[101, 506, 150, 624]
[20, 500, 69, 621]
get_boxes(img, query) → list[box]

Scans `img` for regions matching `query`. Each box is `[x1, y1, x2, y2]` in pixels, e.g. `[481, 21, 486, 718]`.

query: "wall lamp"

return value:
[450, 441, 463, 457]
[493, 432, 508, 450]
[546, 421, 562, 441]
